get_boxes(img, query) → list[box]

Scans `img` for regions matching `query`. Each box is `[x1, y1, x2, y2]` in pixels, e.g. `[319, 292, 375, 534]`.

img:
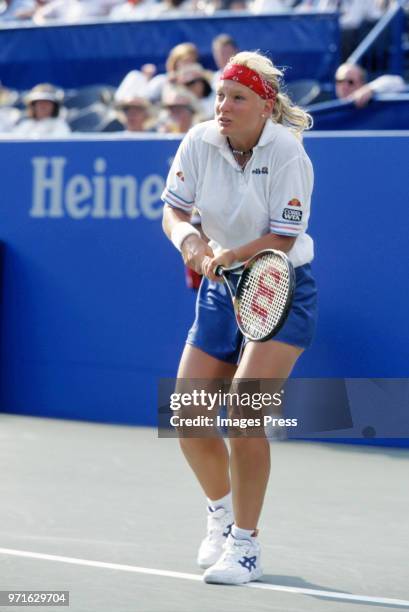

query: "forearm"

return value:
[232, 233, 296, 263]
[202, 233, 296, 282]
[369, 75, 406, 94]
[162, 204, 213, 273]
[162, 204, 192, 240]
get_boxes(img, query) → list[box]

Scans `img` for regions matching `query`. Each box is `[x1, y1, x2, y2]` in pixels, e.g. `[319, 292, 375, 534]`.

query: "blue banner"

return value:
[0, 133, 408, 435]
[0, 13, 339, 89]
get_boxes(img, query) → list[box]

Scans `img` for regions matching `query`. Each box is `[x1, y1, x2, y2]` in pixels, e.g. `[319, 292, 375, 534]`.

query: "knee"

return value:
[230, 436, 269, 458]
[179, 436, 223, 455]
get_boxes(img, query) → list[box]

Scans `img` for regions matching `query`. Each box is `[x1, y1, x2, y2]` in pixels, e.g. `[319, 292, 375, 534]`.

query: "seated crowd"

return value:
[0, 33, 406, 138]
[0, 0, 401, 24]
[0, 0, 405, 86]
[0, 36, 237, 136]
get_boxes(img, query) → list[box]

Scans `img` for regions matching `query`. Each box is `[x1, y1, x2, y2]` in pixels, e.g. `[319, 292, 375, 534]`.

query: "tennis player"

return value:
[162, 51, 317, 585]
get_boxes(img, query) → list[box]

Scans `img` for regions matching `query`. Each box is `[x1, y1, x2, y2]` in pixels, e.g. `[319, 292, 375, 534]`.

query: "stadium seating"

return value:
[284, 79, 322, 106]
[68, 103, 112, 132]
[64, 85, 115, 110]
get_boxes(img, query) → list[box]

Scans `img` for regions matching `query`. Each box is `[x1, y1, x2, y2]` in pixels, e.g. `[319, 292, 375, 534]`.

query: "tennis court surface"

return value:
[1, 414, 408, 612]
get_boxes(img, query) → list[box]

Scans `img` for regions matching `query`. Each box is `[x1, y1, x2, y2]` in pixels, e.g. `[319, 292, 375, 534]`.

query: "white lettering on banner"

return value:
[66, 175, 92, 219]
[109, 176, 138, 219]
[29, 156, 165, 220]
[31, 157, 66, 217]
[140, 175, 166, 220]
[92, 158, 106, 218]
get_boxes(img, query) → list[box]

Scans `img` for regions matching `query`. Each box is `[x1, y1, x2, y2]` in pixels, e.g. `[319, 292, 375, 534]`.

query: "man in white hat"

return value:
[116, 96, 153, 132]
[159, 85, 201, 133]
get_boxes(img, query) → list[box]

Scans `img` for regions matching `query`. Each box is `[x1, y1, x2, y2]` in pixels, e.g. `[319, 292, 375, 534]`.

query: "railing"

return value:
[347, 0, 406, 75]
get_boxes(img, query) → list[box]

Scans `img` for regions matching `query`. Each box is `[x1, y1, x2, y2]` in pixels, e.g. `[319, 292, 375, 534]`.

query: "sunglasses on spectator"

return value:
[185, 78, 204, 87]
[123, 105, 147, 112]
[336, 78, 357, 85]
[167, 104, 193, 112]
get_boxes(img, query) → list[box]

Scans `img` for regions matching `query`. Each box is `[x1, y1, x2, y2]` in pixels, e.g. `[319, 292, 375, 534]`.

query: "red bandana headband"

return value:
[220, 63, 276, 101]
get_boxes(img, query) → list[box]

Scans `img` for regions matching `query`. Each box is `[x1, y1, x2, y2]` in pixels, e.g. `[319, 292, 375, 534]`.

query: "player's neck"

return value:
[227, 125, 264, 155]
[227, 136, 255, 155]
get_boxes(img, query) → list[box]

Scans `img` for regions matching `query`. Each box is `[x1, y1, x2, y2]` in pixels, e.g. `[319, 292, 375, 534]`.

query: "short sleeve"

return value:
[161, 132, 197, 215]
[269, 154, 313, 238]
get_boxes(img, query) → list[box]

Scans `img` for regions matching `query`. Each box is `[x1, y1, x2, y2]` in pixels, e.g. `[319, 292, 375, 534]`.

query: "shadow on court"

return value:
[260, 575, 409, 610]
[0, 415, 408, 612]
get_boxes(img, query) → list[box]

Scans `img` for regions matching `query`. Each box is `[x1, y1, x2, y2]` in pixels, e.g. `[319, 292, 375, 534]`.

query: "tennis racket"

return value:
[215, 249, 295, 342]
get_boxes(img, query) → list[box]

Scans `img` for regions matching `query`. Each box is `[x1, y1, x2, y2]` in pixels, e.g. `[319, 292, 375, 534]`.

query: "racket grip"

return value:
[214, 265, 224, 277]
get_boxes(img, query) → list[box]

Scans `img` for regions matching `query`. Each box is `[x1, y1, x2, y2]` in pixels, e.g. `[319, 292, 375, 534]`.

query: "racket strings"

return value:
[237, 254, 291, 340]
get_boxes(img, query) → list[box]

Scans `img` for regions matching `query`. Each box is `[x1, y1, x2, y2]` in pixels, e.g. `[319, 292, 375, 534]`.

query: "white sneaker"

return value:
[203, 534, 263, 584]
[197, 506, 234, 569]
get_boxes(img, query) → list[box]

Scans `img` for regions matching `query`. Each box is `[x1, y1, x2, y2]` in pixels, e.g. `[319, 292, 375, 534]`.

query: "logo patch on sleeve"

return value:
[283, 208, 302, 222]
[176, 171, 185, 182]
[288, 198, 301, 207]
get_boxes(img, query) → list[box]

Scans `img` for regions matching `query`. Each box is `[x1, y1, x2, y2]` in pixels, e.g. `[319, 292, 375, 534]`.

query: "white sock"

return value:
[207, 491, 232, 512]
[231, 524, 257, 541]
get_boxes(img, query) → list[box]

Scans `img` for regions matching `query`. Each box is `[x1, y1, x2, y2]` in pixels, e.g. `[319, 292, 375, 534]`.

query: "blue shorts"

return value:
[186, 263, 318, 364]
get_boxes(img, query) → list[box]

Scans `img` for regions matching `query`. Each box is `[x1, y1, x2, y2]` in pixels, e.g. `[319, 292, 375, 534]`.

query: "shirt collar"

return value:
[202, 118, 279, 150]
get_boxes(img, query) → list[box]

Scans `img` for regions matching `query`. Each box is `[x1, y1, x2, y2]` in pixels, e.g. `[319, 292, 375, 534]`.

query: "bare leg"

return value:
[176, 345, 236, 501]
[229, 341, 303, 530]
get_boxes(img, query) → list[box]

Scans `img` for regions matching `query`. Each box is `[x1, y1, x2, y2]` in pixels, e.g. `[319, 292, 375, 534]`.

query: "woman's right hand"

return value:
[181, 235, 214, 275]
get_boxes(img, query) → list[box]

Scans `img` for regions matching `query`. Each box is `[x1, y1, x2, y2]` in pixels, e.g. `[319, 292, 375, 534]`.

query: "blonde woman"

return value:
[147, 42, 199, 103]
[162, 51, 317, 585]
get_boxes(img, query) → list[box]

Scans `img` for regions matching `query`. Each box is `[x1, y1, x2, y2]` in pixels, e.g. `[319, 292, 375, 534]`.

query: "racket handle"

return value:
[214, 265, 224, 277]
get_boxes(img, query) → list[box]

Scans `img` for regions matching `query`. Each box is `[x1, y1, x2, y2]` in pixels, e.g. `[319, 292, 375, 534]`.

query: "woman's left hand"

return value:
[202, 249, 237, 282]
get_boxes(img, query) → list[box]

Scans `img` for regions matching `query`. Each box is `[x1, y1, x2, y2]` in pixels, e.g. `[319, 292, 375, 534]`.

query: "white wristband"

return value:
[171, 222, 200, 252]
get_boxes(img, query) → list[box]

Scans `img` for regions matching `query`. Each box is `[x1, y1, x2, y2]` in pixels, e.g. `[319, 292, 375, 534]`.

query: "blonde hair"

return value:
[228, 51, 313, 134]
[166, 43, 199, 73]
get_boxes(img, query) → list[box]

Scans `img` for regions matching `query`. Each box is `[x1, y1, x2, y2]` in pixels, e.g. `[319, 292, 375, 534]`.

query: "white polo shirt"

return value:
[162, 119, 314, 268]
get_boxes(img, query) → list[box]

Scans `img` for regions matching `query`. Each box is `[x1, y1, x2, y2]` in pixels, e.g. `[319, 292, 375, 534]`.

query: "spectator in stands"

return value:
[146, 42, 200, 103]
[212, 34, 238, 71]
[114, 68, 159, 131]
[116, 97, 154, 132]
[112, 0, 197, 17]
[296, 0, 390, 60]
[110, 0, 164, 19]
[0, 81, 21, 134]
[0, 107, 21, 132]
[0, 0, 36, 21]
[249, 0, 287, 14]
[115, 68, 149, 104]
[12, 84, 71, 137]
[217, 0, 248, 9]
[335, 62, 406, 107]
[339, 0, 388, 31]
[295, 0, 386, 26]
[0, 81, 20, 131]
[33, 0, 122, 24]
[157, 86, 200, 133]
[156, 0, 198, 14]
[176, 63, 215, 120]
[211, 34, 239, 88]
